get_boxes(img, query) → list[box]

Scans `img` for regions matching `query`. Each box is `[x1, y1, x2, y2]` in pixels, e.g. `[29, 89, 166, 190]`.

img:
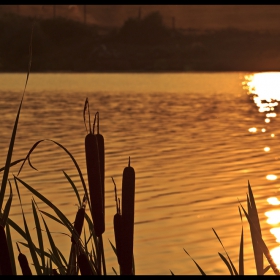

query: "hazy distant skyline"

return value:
[2, 5, 280, 32]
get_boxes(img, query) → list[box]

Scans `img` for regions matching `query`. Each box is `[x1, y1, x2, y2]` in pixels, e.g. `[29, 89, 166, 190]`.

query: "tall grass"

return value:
[0, 28, 279, 275]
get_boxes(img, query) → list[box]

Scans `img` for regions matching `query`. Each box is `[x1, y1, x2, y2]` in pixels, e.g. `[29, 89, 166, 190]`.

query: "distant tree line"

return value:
[1, 11, 280, 72]
[116, 11, 172, 45]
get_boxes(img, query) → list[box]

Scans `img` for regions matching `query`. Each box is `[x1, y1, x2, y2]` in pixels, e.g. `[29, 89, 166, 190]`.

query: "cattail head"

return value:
[85, 109, 105, 237]
[85, 133, 104, 237]
[0, 225, 13, 275]
[71, 195, 87, 244]
[17, 243, 32, 275]
[121, 157, 135, 275]
[71, 207, 86, 244]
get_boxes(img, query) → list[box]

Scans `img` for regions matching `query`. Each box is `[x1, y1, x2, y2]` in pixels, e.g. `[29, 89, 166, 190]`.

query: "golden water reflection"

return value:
[245, 72, 280, 101]
[267, 197, 280, 206]
[266, 197, 280, 268]
[244, 72, 280, 269]
[265, 210, 280, 225]
[266, 175, 277, 181]
[270, 247, 280, 269]
[248, 127, 257, 133]
[244, 73, 280, 121]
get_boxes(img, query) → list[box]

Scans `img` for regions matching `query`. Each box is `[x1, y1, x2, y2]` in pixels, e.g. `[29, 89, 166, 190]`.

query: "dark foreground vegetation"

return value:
[1, 22, 280, 276]
[1, 11, 280, 72]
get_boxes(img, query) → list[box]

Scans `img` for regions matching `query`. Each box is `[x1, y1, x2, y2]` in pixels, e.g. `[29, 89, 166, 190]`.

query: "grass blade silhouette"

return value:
[239, 201, 279, 275]
[32, 199, 46, 273]
[14, 176, 41, 275]
[218, 252, 233, 275]
[183, 249, 206, 275]
[247, 181, 263, 274]
[6, 223, 16, 275]
[0, 225, 13, 274]
[212, 228, 238, 275]
[0, 25, 33, 211]
[1, 180, 13, 227]
[63, 171, 81, 207]
[238, 206, 244, 275]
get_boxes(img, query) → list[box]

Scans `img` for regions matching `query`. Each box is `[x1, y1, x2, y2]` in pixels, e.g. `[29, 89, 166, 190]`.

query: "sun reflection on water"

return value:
[245, 72, 280, 101]
[267, 197, 280, 206]
[270, 247, 280, 269]
[266, 175, 277, 181]
[244, 72, 280, 269]
[248, 127, 257, 133]
[244, 73, 280, 123]
[265, 210, 280, 225]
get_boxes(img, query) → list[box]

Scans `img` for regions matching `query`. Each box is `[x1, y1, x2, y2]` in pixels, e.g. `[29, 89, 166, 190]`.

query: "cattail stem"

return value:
[0, 225, 13, 275]
[99, 235, 107, 275]
[112, 177, 124, 269]
[78, 252, 93, 275]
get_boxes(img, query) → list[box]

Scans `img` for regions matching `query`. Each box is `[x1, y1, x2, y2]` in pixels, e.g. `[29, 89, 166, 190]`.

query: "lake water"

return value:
[1, 72, 280, 275]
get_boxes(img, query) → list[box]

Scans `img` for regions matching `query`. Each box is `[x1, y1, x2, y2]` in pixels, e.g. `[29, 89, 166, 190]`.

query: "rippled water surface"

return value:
[1, 72, 280, 275]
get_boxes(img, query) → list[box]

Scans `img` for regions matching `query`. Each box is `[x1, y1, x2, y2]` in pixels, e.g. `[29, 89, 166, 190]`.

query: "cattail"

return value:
[95, 112, 105, 230]
[71, 196, 86, 244]
[121, 157, 135, 275]
[0, 225, 13, 275]
[78, 253, 93, 275]
[85, 133, 104, 237]
[112, 178, 124, 267]
[16, 243, 32, 275]
[85, 110, 105, 237]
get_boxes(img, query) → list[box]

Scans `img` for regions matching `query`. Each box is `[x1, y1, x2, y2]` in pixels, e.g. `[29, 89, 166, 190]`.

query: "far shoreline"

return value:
[0, 69, 274, 74]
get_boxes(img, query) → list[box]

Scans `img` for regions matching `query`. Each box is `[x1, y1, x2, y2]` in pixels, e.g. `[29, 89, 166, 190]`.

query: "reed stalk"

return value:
[0, 225, 13, 275]
[112, 177, 124, 270]
[121, 157, 135, 275]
